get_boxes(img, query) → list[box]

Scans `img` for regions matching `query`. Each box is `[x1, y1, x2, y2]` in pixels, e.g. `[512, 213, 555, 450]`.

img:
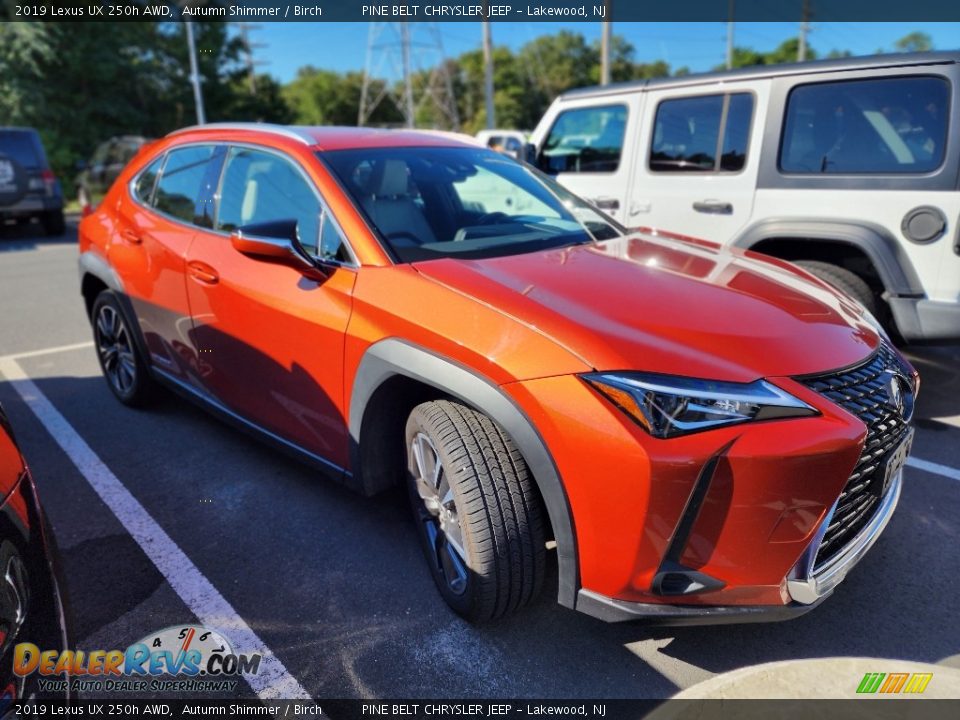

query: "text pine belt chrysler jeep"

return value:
[531, 51, 960, 343]
[78, 124, 919, 623]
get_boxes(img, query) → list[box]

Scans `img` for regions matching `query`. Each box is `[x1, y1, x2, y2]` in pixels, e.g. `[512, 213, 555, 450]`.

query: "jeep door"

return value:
[531, 94, 642, 225]
[183, 144, 356, 469]
[629, 81, 768, 242]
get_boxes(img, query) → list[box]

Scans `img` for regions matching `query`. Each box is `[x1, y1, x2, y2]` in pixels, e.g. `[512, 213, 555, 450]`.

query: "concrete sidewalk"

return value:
[660, 656, 960, 700]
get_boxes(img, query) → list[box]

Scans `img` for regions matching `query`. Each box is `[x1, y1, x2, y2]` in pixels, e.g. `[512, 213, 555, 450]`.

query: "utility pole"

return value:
[184, 20, 206, 125]
[798, 0, 811, 62]
[482, 19, 495, 129]
[600, 20, 611, 85]
[400, 23, 415, 128]
[725, 0, 735, 70]
[235, 22, 268, 95]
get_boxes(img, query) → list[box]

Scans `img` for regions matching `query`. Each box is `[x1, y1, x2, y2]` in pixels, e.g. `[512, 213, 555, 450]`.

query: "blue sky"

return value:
[248, 22, 960, 82]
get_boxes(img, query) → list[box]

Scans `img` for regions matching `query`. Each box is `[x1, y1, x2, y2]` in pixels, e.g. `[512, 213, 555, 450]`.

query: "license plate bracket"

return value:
[880, 428, 914, 496]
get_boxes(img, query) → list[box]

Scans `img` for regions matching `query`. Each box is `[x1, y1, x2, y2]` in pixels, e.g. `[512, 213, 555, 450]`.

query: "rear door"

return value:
[532, 95, 641, 224]
[630, 81, 768, 241]
[183, 144, 357, 469]
[109, 143, 224, 381]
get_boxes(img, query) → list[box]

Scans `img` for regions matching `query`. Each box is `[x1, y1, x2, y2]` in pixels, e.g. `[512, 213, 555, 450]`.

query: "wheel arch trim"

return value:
[79, 250, 126, 296]
[349, 338, 579, 609]
[732, 218, 925, 297]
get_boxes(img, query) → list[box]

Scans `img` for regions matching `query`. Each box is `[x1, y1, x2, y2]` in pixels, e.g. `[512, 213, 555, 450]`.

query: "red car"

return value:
[78, 124, 918, 623]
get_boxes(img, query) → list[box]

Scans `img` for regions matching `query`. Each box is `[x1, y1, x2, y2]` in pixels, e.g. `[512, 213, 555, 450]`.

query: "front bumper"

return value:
[787, 466, 903, 604]
[574, 468, 903, 625]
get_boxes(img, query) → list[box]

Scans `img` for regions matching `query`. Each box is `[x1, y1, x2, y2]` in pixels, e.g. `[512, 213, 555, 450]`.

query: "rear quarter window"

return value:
[779, 75, 949, 174]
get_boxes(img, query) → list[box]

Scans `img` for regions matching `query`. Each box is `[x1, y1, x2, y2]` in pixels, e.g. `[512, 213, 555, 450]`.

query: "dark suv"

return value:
[76, 135, 150, 214]
[0, 127, 65, 236]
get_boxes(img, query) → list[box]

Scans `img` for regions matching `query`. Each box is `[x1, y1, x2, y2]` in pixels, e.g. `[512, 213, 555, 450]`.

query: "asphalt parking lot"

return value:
[1, 217, 959, 700]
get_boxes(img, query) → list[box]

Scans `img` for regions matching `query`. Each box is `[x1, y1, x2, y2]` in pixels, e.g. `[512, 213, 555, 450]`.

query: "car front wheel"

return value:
[405, 400, 546, 622]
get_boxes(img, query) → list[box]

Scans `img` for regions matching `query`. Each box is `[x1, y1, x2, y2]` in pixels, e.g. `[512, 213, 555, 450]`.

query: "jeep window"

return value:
[323, 146, 624, 263]
[153, 145, 218, 224]
[0, 130, 42, 168]
[133, 156, 164, 206]
[537, 105, 627, 175]
[650, 93, 754, 173]
[780, 76, 949, 174]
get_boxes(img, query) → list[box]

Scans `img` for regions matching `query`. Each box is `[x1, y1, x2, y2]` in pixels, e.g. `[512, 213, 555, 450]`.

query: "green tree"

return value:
[894, 32, 933, 53]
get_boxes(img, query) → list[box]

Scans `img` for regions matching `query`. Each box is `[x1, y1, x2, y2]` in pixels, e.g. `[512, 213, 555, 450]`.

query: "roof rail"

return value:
[167, 123, 314, 145]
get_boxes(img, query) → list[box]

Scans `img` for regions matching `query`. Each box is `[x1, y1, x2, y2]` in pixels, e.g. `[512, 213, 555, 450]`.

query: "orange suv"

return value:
[78, 124, 918, 623]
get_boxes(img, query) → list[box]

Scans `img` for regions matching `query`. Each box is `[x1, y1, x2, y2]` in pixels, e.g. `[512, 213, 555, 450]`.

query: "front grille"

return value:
[798, 344, 914, 567]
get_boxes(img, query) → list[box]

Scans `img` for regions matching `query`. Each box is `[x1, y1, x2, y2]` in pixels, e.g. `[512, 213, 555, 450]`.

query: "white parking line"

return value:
[0, 341, 94, 363]
[0, 355, 311, 701]
[907, 456, 960, 483]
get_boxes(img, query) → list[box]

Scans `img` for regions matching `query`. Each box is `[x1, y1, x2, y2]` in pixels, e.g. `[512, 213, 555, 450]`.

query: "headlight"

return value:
[583, 372, 818, 439]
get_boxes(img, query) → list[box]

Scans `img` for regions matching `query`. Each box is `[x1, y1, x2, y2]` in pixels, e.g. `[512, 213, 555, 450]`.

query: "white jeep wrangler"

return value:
[530, 52, 960, 342]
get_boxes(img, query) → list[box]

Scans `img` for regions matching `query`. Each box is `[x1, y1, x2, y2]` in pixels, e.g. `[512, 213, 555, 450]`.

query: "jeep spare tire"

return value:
[0, 154, 28, 207]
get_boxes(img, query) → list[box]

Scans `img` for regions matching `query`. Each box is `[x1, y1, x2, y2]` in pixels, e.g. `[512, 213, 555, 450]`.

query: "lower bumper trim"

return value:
[575, 589, 824, 626]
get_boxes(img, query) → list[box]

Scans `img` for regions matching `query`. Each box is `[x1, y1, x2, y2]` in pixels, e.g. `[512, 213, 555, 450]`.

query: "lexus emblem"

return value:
[888, 375, 904, 416]
[883, 370, 913, 421]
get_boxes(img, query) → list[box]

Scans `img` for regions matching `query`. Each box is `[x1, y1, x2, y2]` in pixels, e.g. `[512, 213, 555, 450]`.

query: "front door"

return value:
[184, 145, 357, 468]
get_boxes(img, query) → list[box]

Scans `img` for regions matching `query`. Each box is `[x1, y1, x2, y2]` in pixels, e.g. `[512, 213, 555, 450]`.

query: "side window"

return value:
[154, 145, 218, 223]
[650, 93, 754, 173]
[217, 147, 322, 255]
[780, 75, 949, 174]
[133, 156, 164, 206]
[537, 105, 627, 175]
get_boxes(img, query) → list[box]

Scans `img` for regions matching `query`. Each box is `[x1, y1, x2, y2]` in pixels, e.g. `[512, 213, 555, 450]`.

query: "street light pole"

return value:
[185, 20, 206, 125]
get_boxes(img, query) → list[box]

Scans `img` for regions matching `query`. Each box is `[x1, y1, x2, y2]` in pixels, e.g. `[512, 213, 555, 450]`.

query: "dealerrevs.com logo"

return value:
[14, 625, 262, 694]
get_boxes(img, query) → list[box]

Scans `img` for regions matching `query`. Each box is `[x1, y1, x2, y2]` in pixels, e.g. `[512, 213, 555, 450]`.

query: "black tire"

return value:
[405, 400, 546, 622]
[796, 260, 878, 316]
[41, 210, 65, 237]
[91, 290, 155, 406]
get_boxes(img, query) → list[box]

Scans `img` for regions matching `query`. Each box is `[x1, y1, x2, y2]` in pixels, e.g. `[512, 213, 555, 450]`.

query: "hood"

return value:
[412, 233, 881, 382]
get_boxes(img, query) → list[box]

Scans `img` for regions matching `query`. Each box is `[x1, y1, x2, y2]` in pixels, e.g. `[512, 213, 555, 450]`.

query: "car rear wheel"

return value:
[405, 400, 546, 622]
[796, 261, 878, 316]
[92, 291, 154, 406]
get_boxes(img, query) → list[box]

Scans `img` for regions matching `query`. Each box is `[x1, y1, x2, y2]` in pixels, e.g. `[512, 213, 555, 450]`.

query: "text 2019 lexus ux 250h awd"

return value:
[78, 124, 918, 624]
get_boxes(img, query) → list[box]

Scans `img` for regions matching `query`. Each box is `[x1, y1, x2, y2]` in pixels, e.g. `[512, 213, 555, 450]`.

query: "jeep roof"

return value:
[559, 51, 960, 100]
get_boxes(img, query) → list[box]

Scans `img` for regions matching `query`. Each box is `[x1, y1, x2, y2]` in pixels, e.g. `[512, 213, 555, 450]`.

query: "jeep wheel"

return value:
[92, 291, 155, 406]
[796, 261, 878, 316]
[405, 400, 545, 622]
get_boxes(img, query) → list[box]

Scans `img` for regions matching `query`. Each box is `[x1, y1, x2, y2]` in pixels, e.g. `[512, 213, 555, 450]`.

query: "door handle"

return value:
[187, 260, 219, 285]
[592, 197, 620, 211]
[120, 228, 142, 244]
[692, 200, 733, 215]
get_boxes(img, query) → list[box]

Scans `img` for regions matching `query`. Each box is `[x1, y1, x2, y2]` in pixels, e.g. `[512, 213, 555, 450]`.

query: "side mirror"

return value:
[230, 219, 328, 279]
[523, 142, 538, 166]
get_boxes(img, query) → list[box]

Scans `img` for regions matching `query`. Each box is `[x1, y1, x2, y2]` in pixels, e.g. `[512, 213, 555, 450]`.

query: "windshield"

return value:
[321, 146, 623, 262]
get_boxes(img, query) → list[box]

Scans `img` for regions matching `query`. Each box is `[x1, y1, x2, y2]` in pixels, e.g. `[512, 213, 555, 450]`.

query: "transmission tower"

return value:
[235, 22, 269, 94]
[359, 22, 460, 130]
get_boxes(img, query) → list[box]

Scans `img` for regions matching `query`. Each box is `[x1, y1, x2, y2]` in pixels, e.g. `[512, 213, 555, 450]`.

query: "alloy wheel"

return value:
[410, 432, 469, 595]
[95, 304, 137, 396]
